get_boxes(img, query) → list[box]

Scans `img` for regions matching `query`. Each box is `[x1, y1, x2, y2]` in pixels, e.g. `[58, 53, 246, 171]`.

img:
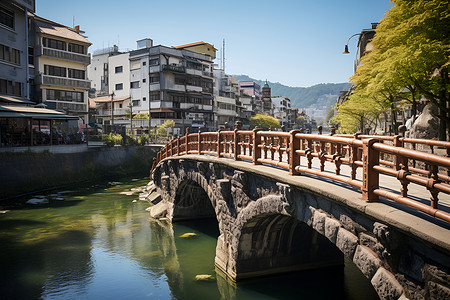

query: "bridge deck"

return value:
[162, 154, 450, 251]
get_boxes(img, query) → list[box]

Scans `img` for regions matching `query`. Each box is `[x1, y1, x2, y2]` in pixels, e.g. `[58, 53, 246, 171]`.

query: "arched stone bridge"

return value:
[151, 155, 450, 300]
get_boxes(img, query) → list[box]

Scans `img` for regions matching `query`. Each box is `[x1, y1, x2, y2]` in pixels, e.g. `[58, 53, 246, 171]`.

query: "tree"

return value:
[349, 0, 450, 139]
[157, 120, 175, 137]
[335, 93, 380, 133]
[249, 114, 281, 130]
[133, 113, 149, 119]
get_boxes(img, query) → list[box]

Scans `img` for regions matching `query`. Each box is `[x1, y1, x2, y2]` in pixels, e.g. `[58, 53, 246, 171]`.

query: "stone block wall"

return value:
[153, 157, 450, 300]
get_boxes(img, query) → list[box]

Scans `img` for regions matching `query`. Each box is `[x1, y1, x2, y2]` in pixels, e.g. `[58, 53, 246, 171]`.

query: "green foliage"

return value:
[296, 115, 307, 125]
[139, 135, 148, 145]
[103, 132, 123, 147]
[133, 113, 149, 119]
[347, 0, 450, 137]
[335, 94, 379, 133]
[157, 120, 175, 137]
[249, 114, 281, 129]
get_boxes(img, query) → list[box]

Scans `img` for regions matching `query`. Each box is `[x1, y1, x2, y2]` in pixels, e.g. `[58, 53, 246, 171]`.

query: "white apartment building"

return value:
[213, 69, 237, 128]
[128, 40, 214, 135]
[272, 96, 291, 127]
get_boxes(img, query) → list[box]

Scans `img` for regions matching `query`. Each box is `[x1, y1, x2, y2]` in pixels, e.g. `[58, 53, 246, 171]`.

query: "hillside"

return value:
[233, 75, 351, 109]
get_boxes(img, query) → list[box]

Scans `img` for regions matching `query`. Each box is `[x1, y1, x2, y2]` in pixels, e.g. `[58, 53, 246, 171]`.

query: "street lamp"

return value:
[343, 33, 361, 54]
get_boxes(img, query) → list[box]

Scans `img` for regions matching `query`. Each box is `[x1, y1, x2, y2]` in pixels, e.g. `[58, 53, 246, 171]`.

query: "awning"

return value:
[0, 95, 35, 105]
[90, 96, 130, 103]
[0, 105, 77, 119]
[150, 109, 175, 113]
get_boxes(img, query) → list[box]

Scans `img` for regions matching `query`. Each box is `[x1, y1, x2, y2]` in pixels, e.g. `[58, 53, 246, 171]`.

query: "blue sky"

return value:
[36, 0, 392, 87]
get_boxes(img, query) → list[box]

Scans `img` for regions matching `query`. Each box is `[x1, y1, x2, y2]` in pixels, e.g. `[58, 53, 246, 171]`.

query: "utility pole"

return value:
[110, 92, 115, 132]
[129, 101, 133, 136]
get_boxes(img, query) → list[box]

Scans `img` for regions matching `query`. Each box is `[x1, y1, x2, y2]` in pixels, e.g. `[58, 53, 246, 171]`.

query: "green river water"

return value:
[0, 178, 379, 299]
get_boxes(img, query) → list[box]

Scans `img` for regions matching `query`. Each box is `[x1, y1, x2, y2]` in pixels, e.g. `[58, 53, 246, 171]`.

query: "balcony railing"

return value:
[41, 74, 91, 90]
[40, 46, 91, 64]
[202, 71, 213, 77]
[53, 101, 87, 113]
[162, 65, 185, 73]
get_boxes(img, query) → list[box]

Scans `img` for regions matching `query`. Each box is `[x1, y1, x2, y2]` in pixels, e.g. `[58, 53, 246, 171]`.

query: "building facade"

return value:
[31, 14, 91, 122]
[128, 41, 215, 135]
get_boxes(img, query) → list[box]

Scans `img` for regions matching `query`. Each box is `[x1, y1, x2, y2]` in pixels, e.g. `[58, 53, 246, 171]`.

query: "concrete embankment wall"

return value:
[0, 145, 161, 199]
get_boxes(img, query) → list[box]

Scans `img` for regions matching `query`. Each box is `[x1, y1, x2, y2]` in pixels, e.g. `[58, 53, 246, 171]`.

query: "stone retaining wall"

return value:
[0, 145, 161, 199]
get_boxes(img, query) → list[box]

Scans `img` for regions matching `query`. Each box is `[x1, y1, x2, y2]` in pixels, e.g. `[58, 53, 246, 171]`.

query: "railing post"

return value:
[185, 128, 189, 154]
[217, 130, 222, 157]
[253, 128, 261, 165]
[393, 135, 404, 170]
[289, 130, 301, 175]
[176, 137, 180, 156]
[234, 129, 239, 160]
[198, 130, 202, 155]
[362, 138, 379, 202]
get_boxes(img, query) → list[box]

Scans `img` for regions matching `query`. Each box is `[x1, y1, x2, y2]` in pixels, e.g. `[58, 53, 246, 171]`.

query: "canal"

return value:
[0, 177, 379, 299]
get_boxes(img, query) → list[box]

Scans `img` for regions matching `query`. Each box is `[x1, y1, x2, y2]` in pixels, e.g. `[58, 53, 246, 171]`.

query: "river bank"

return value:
[0, 145, 161, 200]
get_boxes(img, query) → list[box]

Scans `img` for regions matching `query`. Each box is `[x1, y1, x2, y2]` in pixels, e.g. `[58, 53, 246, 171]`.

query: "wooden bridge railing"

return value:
[152, 130, 450, 223]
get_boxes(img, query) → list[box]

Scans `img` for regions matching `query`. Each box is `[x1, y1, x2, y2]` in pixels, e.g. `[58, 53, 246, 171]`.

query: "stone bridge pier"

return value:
[152, 156, 450, 300]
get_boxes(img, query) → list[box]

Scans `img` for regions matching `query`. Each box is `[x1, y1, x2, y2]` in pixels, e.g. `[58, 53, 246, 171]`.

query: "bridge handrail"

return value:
[151, 130, 450, 223]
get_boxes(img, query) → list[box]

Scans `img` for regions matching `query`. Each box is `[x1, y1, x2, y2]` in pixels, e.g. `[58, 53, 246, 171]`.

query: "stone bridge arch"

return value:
[152, 156, 450, 300]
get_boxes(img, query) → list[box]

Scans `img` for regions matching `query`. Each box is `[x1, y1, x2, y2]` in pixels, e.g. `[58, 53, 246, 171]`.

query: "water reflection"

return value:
[0, 179, 378, 299]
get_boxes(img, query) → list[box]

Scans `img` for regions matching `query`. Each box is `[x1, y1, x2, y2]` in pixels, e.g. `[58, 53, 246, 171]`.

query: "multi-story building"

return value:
[239, 81, 262, 114]
[262, 81, 272, 114]
[0, 0, 34, 102]
[128, 40, 215, 135]
[272, 96, 291, 128]
[30, 14, 91, 122]
[88, 45, 131, 130]
[213, 69, 237, 128]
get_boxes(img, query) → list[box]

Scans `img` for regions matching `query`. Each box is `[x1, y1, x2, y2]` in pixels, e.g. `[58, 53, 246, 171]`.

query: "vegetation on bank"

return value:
[333, 0, 450, 138]
[249, 114, 281, 130]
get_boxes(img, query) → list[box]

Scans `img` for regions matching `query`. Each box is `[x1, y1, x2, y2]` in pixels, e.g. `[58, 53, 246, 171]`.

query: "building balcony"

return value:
[39, 45, 91, 64]
[202, 71, 213, 77]
[45, 101, 87, 113]
[162, 65, 185, 73]
[40, 74, 91, 90]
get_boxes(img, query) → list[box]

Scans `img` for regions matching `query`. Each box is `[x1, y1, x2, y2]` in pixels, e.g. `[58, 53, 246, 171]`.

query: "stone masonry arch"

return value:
[152, 156, 450, 300]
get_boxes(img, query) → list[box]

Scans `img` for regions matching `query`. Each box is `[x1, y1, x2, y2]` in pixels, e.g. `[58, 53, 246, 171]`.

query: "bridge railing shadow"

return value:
[152, 128, 450, 224]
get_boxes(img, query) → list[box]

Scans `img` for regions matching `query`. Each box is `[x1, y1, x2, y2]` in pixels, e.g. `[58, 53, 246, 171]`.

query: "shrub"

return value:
[103, 132, 123, 147]
[139, 135, 148, 145]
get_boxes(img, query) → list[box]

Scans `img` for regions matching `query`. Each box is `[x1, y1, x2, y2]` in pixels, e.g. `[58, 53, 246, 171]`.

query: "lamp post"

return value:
[342, 33, 362, 54]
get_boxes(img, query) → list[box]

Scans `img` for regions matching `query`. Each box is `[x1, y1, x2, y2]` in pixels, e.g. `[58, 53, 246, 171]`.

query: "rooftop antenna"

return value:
[222, 39, 225, 72]
[72, 16, 75, 28]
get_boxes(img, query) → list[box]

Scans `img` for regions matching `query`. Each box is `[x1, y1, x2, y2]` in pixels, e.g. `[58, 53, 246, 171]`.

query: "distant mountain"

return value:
[233, 75, 351, 109]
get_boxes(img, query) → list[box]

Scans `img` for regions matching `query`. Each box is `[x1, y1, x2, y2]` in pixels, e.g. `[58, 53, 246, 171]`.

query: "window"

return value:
[119, 104, 122, 108]
[130, 81, 140, 89]
[149, 58, 159, 66]
[115, 83, 123, 90]
[0, 44, 20, 65]
[0, 79, 21, 96]
[142, 78, 146, 83]
[28, 47, 34, 65]
[149, 74, 159, 83]
[68, 68, 85, 79]
[142, 61, 146, 66]
[44, 65, 66, 77]
[132, 100, 140, 106]
[42, 37, 66, 51]
[150, 92, 160, 100]
[46, 89, 83, 102]
[115, 66, 123, 73]
[175, 77, 184, 85]
[143, 97, 146, 101]
[68, 43, 85, 54]
[0, 7, 14, 29]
